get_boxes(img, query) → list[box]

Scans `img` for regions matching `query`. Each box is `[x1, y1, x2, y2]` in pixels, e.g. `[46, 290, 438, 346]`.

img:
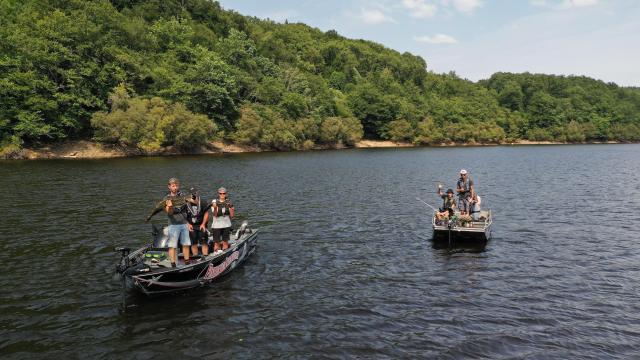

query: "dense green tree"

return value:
[231, 105, 264, 145]
[91, 85, 216, 151]
[498, 80, 524, 111]
[280, 92, 308, 119]
[2, 0, 640, 155]
[384, 120, 414, 142]
[319, 117, 363, 145]
[414, 118, 445, 145]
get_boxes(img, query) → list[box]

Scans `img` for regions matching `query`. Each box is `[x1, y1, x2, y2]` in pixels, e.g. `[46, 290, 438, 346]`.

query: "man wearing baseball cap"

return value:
[456, 169, 475, 215]
[185, 186, 212, 258]
[435, 185, 457, 222]
[211, 187, 234, 254]
[145, 178, 196, 267]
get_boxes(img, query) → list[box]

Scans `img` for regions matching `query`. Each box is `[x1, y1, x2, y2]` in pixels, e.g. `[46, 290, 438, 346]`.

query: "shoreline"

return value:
[0, 139, 628, 160]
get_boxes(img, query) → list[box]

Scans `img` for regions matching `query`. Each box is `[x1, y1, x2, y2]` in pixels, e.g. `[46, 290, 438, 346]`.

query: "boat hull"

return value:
[119, 229, 258, 297]
[431, 210, 492, 246]
[432, 225, 491, 243]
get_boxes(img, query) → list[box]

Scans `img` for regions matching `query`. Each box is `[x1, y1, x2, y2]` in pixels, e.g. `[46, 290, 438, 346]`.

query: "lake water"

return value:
[1, 144, 639, 359]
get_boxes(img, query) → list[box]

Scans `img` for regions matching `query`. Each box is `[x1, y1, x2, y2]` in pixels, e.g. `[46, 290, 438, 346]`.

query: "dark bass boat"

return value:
[115, 222, 258, 296]
[432, 210, 492, 245]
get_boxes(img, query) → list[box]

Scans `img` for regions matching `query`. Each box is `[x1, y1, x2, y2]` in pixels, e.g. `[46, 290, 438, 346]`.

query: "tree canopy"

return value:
[1, 0, 639, 152]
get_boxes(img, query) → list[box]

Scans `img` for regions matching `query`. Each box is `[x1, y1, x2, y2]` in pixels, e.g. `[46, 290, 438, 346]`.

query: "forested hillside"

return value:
[2, 0, 640, 155]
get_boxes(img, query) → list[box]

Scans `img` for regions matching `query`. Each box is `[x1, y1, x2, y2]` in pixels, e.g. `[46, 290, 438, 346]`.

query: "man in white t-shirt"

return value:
[211, 187, 234, 254]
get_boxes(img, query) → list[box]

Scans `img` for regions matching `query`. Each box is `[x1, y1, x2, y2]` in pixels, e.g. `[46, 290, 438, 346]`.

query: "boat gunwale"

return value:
[128, 230, 259, 279]
[431, 209, 492, 232]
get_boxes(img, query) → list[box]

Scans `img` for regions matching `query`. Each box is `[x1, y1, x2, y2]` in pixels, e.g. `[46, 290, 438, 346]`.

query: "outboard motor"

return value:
[235, 221, 249, 239]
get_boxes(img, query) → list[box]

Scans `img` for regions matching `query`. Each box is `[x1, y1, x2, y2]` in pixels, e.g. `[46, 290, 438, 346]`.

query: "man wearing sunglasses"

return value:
[211, 187, 234, 254]
[456, 169, 475, 215]
[186, 187, 211, 258]
[145, 178, 196, 267]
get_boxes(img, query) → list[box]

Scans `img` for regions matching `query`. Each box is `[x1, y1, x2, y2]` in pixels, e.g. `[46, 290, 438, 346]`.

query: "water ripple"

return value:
[1, 145, 639, 359]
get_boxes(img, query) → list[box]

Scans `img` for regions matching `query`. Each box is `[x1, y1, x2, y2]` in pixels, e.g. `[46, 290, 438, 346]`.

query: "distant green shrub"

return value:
[563, 121, 586, 142]
[340, 117, 364, 145]
[300, 139, 316, 150]
[319, 117, 363, 145]
[526, 127, 553, 142]
[414, 118, 445, 145]
[0, 136, 23, 159]
[91, 84, 216, 152]
[609, 123, 640, 142]
[294, 117, 320, 142]
[232, 105, 264, 145]
[475, 122, 506, 143]
[384, 119, 414, 142]
[260, 117, 298, 150]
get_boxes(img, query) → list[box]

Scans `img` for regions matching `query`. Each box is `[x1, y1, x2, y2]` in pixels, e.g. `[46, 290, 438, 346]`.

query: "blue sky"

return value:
[217, 0, 640, 87]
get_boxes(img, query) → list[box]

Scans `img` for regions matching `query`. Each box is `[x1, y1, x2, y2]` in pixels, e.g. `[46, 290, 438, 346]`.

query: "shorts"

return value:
[167, 224, 191, 248]
[189, 228, 208, 245]
[458, 197, 471, 213]
[212, 227, 231, 243]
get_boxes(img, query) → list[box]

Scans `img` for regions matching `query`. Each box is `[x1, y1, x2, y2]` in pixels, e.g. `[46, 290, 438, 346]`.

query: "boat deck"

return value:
[142, 238, 242, 270]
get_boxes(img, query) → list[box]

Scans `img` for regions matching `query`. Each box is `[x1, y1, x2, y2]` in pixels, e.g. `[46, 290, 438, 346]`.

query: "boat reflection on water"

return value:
[431, 237, 488, 253]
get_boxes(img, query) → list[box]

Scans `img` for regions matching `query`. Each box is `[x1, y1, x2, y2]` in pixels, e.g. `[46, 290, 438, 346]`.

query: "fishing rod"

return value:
[415, 197, 439, 212]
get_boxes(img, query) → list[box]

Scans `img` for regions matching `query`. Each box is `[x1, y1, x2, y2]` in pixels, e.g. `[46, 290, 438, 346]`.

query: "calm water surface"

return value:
[1, 145, 639, 359]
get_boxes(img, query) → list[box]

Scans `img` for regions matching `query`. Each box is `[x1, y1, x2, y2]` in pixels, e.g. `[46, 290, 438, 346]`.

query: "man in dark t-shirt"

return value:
[456, 169, 475, 215]
[185, 187, 211, 257]
[436, 185, 457, 221]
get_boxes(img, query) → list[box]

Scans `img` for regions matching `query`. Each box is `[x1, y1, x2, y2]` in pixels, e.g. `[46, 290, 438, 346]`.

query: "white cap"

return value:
[460, 169, 468, 175]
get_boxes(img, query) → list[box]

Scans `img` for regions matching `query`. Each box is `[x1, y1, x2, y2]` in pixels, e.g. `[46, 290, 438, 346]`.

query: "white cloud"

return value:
[357, 8, 395, 24]
[450, 0, 484, 13]
[401, 0, 483, 18]
[419, 4, 640, 86]
[530, 0, 599, 10]
[559, 0, 598, 9]
[402, 0, 437, 18]
[529, 0, 549, 6]
[414, 33, 458, 44]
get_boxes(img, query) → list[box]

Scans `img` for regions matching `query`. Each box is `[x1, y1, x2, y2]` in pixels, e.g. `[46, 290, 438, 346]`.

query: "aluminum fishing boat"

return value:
[432, 210, 492, 245]
[115, 222, 258, 296]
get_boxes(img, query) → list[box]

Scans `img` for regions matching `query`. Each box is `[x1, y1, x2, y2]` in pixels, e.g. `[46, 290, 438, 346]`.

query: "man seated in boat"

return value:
[436, 185, 456, 222]
[145, 178, 196, 267]
[456, 169, 475, 215]
[469, 192, 482, 221]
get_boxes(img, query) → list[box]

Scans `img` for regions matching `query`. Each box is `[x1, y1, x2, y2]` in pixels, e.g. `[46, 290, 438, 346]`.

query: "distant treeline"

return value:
[2, 0, 640, 154]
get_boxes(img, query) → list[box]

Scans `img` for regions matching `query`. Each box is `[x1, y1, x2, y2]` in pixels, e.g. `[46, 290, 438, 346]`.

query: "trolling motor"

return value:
[115, 247, 131, 274]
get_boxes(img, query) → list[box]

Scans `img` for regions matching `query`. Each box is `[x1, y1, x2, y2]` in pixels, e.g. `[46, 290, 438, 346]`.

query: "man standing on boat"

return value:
[145, 178, 194, 267]
[211, 187, 234, 254]
[186, 187, 211, 258]
[456, 169, 475, 215]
